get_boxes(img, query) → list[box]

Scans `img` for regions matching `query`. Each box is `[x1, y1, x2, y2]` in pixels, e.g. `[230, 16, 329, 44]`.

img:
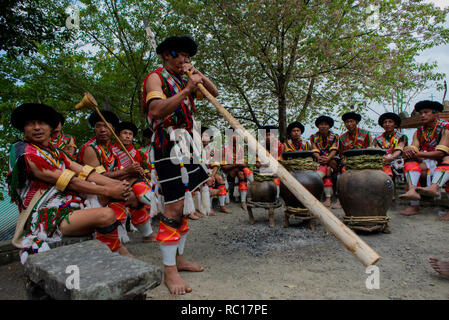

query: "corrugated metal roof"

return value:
[0, 190, 19, 241]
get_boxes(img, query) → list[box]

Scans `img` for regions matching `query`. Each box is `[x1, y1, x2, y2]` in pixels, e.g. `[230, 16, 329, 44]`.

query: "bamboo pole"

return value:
[189, 72, 380, 267]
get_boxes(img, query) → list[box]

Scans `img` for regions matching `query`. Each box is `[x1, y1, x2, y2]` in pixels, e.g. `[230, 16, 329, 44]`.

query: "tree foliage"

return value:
[169, 0, 449, 138]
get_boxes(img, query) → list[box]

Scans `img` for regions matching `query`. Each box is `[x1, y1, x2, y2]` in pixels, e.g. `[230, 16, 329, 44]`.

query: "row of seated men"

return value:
[46, 99, 449, 220]
[8, 99, 449, 266]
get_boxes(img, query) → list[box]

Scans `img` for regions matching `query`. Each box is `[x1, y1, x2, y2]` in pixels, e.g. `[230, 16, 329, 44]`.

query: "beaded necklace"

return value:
[98, 143, 115, 168]
[421, 122, 437, 144]
[31, 143, 60, 168]
[381, 132, 396, 149]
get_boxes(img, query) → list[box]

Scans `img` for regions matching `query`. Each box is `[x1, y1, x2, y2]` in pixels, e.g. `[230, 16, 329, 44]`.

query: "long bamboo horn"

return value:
[75, 92, 151, 184]
[187, 71, 380, 267]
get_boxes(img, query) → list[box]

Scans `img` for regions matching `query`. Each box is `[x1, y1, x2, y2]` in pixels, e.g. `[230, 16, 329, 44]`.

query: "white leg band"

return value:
[324, 187, 333, 198]
[177, 234, 187, 255]
[407, 171, 421, 187]
[134, 219, 153, 237]
[219, 195, 226, 206]
[432, 171, 449, 187]
[160, 244, 178, 266]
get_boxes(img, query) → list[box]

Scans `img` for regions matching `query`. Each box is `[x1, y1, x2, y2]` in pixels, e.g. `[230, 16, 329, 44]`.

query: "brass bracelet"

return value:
[394, 145, 404, 153]
[436, 145, 449, 154]
[329, 146, 338, 151]
[55, 169, 76, 192]
[78, 165, 95, 181]
[95, 165, 106, 174]
[146, 91, 166, 103]
[312, 148, 320, 154]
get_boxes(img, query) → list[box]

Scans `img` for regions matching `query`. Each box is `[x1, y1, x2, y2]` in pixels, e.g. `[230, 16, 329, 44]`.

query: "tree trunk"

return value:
[297, 76, 315, 122]
[278, 94, 287, 142]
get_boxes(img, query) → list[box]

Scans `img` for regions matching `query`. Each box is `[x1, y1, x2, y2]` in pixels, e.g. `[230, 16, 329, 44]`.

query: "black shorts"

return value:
[154, 155, 209, 204]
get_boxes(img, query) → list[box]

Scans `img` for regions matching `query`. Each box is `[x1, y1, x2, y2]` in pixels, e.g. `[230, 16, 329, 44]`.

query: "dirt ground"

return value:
[0, 198, 448, 300]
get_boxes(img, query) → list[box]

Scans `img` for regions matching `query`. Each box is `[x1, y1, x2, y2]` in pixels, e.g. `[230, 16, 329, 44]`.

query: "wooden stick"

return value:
[76, 93, 151, 185]
[189, 71, 380, 267]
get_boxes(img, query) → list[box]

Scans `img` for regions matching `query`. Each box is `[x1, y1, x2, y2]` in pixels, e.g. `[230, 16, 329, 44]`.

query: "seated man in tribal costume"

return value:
[256, 125, 282, 198]
[283, 121, 310, 152]
[372, 112, 408, 179]
[7, 103, 131, 263]
[201, 126, 232, 215]
[221, 127, 254, 211]
[113, 121, 157, 242]
[143, 36, 217, 295]
[80, 111, 155, 247]
[399, 100, 449, 218]
[50, 112, 77, 160]
[310, 116, 339, 207]
[339, 111, 372, 156]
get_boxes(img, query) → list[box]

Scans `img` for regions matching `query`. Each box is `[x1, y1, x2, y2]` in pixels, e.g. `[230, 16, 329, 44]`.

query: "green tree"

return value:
[169, 0, 449, 139]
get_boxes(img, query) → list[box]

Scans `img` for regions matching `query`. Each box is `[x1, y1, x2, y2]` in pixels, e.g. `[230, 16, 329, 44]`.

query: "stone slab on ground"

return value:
[24, 240, 162, 300]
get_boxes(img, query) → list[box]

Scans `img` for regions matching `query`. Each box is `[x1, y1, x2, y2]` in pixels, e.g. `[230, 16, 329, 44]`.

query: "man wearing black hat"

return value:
[50, 112, 77, 159]
[310, 116, 340, 207]
[113, 121, 143, 169]
[339, 112, 372, 154]
[142, 36, 218, 295]
[372, 112, 408, 178]
[399, 100, 449, 217]
[80, 110, 142, 180]
[7, 103, 131, 262]
[283, 121, 310, 152]
[80, 111, 155, 247]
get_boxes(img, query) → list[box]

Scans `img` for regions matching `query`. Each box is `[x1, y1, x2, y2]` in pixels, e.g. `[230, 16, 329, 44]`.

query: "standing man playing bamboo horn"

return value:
[143, 36, 218, 295]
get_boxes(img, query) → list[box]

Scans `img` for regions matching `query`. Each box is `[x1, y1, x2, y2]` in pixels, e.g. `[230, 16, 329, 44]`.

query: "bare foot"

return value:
[195, 211, 204, 218]
[188, 213, 200, 220]
[208, 209, 216, 216]
[177, 255, 204, 272]
[241, 202, 248, 211]
[399, 205, 420, 216]
[398, 189, 421, 201]
[323, 197, 331, 207]
[416, 184, 439, 198]
[219, 206, 232, 214]
[164, 265, 192, 295]
[439, 212, 449, 221]
[142, 232, 157, 243]
[117, 244, 135, 258]
[429, 257, 449, 277]
[331, 200, 342, 209]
